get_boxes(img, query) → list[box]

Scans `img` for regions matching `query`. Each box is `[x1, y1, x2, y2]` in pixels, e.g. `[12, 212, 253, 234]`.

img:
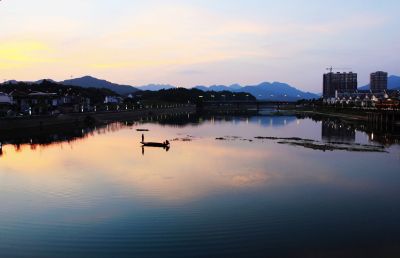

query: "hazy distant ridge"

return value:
[195, 82, 319, 101]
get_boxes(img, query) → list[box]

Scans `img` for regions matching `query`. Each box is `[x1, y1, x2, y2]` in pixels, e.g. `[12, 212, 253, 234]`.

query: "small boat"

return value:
[141, 142, 170, 148]
[140, 134, 170, 148]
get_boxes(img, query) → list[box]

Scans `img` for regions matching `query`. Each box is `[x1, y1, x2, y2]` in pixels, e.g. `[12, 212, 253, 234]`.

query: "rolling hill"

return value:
[62, 76, 139, 95]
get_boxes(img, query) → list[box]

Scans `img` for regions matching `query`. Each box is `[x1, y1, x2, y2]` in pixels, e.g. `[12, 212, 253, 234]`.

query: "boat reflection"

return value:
[141, 145, 170, 156]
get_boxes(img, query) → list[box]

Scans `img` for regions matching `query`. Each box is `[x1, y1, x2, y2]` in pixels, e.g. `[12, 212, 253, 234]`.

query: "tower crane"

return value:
[326, 66, 352, 73]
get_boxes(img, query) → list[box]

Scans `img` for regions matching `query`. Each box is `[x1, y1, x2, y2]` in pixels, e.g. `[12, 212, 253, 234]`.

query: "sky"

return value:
[1, 0, 399, 92]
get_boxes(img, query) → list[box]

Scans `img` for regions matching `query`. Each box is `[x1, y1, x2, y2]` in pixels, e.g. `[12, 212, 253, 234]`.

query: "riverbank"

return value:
[289, 107, 400, 125]
[0, 105, 196, 131]
[295, 109, 367, 122]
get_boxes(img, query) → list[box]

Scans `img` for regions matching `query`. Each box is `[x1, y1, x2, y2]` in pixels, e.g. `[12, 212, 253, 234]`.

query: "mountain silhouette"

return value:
[62, 77, 176, 93]
[62, 76, 139, 95]
[2, 76, 320, 100]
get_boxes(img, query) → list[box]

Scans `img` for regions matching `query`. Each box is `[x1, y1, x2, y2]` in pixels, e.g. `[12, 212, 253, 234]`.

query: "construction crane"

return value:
[326, 66, 352, 73]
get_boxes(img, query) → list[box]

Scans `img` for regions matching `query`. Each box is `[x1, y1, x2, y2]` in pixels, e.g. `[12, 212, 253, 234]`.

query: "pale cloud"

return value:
[0, 1, 398, 90]
[55, 5, 275, 74]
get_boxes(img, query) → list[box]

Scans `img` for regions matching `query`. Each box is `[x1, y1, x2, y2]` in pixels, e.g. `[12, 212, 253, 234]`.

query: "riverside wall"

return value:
[0, 106, 196, 131]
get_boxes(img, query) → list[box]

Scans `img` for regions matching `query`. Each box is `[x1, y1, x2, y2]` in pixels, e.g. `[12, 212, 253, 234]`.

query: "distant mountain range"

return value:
[138, 84, 176, 91]
[194, 84, 243, 92]
[60, 78, 320, 100]
[196, 82, 320, 101]
[359, 75, 400, 91]
[194, 82, 319, 101]
[2, 76, 321, 100]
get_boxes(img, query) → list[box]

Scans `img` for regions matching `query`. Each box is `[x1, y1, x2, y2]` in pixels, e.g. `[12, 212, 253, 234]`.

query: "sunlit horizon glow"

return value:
[1, 0, 399, 92]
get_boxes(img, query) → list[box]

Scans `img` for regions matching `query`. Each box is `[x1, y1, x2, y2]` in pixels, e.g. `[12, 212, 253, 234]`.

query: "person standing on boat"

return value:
[142, 134, 144, 143]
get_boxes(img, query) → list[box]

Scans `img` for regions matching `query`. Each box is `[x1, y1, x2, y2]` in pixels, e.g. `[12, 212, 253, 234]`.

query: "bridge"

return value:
[197, 100, 297, 112]
[203, 100, 296, 105]
[199, 100, 297, 110]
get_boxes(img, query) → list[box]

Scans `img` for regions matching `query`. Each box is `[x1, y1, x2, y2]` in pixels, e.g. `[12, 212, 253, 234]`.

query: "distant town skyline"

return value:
[1, 0, 399, 92]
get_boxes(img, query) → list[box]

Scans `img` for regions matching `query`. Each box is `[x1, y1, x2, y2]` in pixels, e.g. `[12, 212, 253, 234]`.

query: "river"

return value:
[0, 113, 399, 257]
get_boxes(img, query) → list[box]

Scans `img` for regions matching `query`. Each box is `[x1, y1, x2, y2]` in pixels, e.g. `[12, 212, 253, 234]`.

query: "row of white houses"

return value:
[323, 90, 400, 108]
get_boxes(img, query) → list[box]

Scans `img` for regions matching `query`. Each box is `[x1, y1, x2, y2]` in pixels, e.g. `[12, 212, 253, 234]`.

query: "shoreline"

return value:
[1, 105, 399, 132]
[288, 108, 400, 125]
[294, 110, 367, 122]
[0, 105, 196, 131]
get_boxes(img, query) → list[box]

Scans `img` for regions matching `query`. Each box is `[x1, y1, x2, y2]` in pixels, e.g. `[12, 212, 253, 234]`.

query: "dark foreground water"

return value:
[0, 114, 399, 258]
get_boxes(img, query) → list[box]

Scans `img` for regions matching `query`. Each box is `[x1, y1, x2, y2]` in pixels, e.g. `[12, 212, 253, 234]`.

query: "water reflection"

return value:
[0, 123, 128, 158]
[1, 113, 399, 158]
[141, 145, 170, 156]
[302, 114, 400, 147]
[0, 113, 399, 258]
[322, 120, 356, 143]
[0, 115, 300, 154]
[0, 113, 192, 158]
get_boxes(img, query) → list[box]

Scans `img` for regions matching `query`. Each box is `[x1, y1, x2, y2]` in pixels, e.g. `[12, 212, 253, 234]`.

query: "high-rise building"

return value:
[323, 72, 358, 98]
[370, 71, 388, 92]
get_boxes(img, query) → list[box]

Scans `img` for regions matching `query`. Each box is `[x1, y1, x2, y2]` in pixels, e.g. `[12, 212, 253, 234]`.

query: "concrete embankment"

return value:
[294, 109, 400, 137]
[0, 106, 196, 131]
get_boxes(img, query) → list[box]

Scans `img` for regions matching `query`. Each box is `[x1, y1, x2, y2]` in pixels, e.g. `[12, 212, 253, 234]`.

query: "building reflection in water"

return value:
[366, 130, 400, 146]
[303, 113, 400, 146]
[321, 120, 356, 143]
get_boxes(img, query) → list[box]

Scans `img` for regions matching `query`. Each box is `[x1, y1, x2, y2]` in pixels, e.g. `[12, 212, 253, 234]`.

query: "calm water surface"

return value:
[0, 114, 399, 257]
